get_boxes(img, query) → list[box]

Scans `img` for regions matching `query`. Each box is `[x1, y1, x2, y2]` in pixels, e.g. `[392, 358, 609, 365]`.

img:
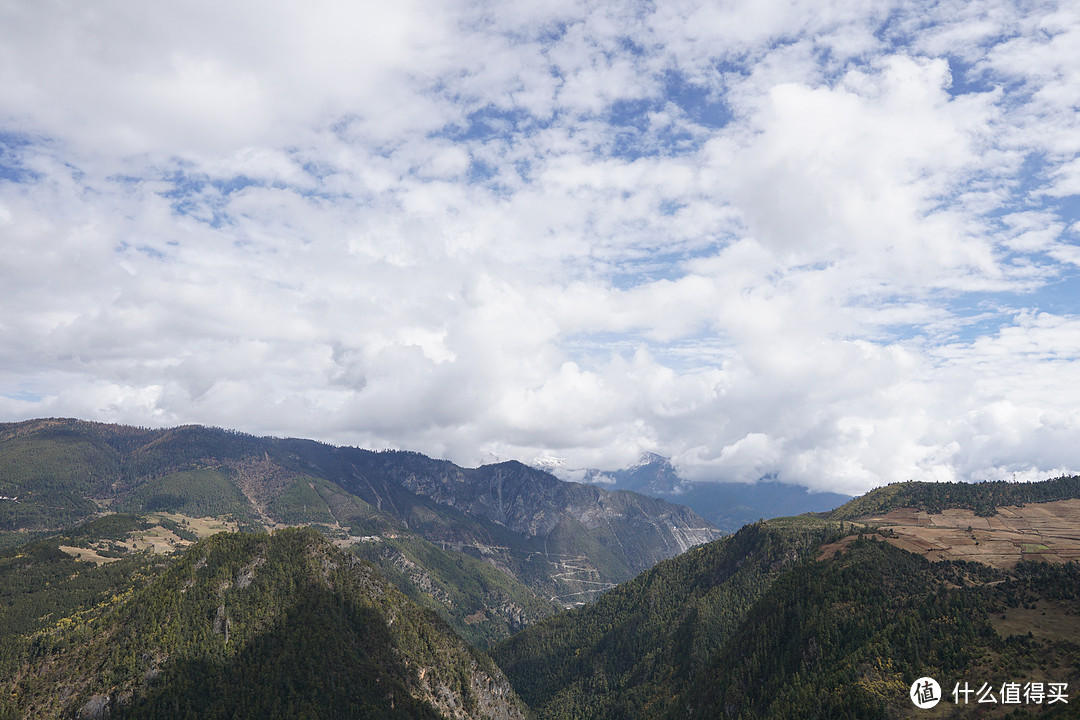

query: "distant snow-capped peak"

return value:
[631, 451, 670, 468]
[533, 455, 566, 470]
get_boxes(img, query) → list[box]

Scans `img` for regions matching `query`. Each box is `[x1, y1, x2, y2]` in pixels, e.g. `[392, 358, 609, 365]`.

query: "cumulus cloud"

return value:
[1, 0, 1079, 494]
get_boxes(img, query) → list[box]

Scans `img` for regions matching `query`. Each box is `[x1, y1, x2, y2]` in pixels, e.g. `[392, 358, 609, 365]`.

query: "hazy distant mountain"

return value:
[580, 453, 851, 532]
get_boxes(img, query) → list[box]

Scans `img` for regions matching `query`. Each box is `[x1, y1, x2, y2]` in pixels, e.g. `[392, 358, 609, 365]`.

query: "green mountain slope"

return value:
[115, 467, 255, 520]
[0, 421, 122, 534]
[0, 517, 170, 657]
[0, 418, 720, 611]
[492, 520, 837, 719]
[678, 539, 1079, 719]
[0, 528, 531, 720]
[494, 515, 1080, 720]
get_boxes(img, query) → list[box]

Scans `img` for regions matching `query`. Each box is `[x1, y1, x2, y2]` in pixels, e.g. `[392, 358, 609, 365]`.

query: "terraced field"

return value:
[851, 498, 1080, 568]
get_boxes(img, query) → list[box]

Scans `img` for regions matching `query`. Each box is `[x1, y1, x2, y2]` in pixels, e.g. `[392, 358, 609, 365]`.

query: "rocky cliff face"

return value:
[397, 460, 723, 573]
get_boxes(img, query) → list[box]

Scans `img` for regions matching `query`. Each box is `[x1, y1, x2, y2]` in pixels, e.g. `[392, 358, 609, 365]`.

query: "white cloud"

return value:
[1, 0, 1079, 494]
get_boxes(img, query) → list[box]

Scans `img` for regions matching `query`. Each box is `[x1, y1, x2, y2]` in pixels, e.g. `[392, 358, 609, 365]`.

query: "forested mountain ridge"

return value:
[828, 476, 1080, 520]
[493, 514, 1080, 720]
[5, 503, 1078, 720]
[493, 519, 828, 719]
[0, 418, 719, 626]
[0, 527, 531, 720]
[676, 536, 1080, 719]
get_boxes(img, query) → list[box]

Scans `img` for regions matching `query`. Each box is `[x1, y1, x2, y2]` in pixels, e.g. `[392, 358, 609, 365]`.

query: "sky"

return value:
[1, 1, 1079, 494]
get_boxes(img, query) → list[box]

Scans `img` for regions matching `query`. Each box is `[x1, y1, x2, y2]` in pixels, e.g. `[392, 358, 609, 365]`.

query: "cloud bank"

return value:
[1, 0, 1079, 493]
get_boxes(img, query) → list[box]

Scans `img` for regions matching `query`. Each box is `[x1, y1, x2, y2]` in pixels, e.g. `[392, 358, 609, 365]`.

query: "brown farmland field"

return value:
[848, 499, 1080, 568]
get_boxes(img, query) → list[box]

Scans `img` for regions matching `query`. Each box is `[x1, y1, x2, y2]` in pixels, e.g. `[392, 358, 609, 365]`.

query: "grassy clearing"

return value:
[57, 545, 117, 565]
[150, 512, 238, 538]
[990, 600, 1080, 644]
[57, 512, 239, 564]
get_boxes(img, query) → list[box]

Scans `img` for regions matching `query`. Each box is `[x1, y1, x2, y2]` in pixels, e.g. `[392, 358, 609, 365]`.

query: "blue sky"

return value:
[1, 0, 1079, 493]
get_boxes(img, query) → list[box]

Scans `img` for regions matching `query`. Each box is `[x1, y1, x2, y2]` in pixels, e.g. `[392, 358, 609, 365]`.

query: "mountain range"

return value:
[2, 418, 1080, 719]
[0, 418, 720, 637]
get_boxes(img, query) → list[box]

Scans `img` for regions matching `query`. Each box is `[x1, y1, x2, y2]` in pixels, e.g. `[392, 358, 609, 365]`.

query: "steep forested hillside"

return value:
[493, 520, 841, 719]
[679, 540, 1079, 719]
[0, 528, 530, 720]
[494, 518, 1080, 720]
[0, 515, 172, 656]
